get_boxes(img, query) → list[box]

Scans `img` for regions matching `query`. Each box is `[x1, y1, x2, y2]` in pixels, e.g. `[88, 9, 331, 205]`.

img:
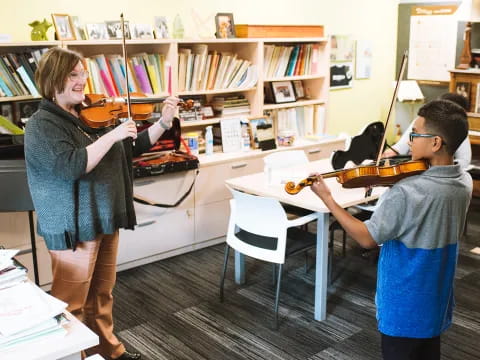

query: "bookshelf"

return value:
[1, 37, 340, 283]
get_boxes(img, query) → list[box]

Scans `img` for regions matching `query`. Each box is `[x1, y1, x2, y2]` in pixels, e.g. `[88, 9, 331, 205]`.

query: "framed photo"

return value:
[271, 81, 296, 103]
[330, 62, 354, 90]
[248, 116, 270, 148]
[153, 16, 169, 39]
[292, 80, 305, 99]
[86, 23, 109, 40]
[201, 105, 214, 119]
[105, 20, 131, 40]
[456, 82, 471, 109]
[132, 24, 154, 39]
[71, 16, 87, 40]
[0, 103, 14, 122]
[215, 13, 235, 39]
[51, 14, 76, 40]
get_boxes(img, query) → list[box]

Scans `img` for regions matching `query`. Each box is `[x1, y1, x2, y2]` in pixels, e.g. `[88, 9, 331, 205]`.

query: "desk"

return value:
[225, 158, 386, 321]
[3, 305, 98, 360]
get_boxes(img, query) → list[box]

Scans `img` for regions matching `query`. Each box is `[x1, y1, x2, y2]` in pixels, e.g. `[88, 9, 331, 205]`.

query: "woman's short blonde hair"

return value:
[35, 47, 83, 100]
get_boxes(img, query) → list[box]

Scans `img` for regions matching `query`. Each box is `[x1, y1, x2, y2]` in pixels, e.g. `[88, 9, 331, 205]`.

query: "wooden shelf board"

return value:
[181, 114, 251, 128]
[178, 87, 256, 96]
[264, 74, 325, 82]
[263, 99, 325, 110]
[0, 95, 41, 103]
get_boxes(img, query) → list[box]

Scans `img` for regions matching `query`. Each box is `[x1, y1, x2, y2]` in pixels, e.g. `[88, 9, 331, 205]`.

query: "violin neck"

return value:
[130, 97, 167, 104]
[308, 170, 341, 181]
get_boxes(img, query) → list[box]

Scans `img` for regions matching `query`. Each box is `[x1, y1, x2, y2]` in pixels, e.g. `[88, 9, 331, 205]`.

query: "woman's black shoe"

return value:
[115, 350, 141, 360]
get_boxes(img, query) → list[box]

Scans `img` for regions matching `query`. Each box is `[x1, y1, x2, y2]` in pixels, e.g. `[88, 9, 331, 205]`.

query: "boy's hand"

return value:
[310, 173, 332, 200]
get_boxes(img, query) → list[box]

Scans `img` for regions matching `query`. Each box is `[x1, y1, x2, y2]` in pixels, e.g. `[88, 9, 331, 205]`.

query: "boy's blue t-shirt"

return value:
[365, 164, 472, 338]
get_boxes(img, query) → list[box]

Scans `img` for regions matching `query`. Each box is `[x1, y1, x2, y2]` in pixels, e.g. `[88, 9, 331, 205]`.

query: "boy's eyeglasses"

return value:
[68, 70, 89, 81]
[409, 132, 446, 146]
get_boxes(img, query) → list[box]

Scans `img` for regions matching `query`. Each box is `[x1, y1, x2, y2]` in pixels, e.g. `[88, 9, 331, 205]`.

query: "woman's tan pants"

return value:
[49, 231, 125, 359]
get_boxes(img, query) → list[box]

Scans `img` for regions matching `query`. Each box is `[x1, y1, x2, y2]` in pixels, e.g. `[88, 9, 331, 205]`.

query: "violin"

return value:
[284, 158, 428, 195]
[285, 50, 428, 195]
[79, 14, 194, 129]
[79, 93, 194, 128]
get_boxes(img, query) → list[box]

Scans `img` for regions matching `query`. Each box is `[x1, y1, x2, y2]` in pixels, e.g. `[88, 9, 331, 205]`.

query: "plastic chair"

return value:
[220, 188, 319, 329]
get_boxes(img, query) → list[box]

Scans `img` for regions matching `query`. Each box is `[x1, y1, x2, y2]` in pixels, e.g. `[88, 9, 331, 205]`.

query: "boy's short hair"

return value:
[417, 99, 468, 156]
[439, 92, 469, 111]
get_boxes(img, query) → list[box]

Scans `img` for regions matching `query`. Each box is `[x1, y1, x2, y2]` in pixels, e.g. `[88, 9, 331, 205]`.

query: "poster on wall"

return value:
[330, 34, 354, 62]
[355, 40, 373, 79]
[330, 62, 353, 90]
[407, 4, 459, 82]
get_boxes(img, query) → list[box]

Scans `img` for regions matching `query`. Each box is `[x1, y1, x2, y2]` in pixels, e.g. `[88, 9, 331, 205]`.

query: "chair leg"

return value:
[272, 263, 277, 286]
[304, 251, 309, 273]
[274, 263, 283, 330]
[219, 244, 230, 302]
[328, 229, 334, 285]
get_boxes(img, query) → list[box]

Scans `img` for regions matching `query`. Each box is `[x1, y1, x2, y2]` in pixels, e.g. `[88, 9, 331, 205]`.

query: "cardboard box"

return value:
[235, 25, 324, 38]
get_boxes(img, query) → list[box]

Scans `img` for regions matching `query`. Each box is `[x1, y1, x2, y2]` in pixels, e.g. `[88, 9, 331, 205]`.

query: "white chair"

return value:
[220, 188, 319, 329]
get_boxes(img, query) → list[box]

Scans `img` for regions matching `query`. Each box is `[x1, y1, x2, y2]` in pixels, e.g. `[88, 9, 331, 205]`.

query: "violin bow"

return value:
[120, 13, 132, 122]
[375, 50, 408, 166]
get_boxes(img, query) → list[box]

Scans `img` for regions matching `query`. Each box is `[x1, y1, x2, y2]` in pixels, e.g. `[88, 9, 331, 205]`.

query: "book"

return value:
[131, 56, 153, 94]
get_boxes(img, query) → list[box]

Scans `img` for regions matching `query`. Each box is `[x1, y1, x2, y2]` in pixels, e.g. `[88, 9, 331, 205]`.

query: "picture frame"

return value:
[248, 116, 270, 148]
[271, 81, 296, 103]
[71, 16, 87, 40]
[105, 20, 131, 40]
[201, 105, 214, 119]
[85, 23, 109, 40]
[153, 16, 169, 39]
[330, 62, 354, 90]
[51, 14, 76, 41]
[215, 13, 236, 39]
[132, 24, 154, 40]
[456, 81, 471, 109]
[292, 80, 305, 99]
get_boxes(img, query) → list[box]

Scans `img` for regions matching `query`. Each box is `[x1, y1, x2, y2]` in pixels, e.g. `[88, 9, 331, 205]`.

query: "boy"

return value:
[311, 100, 472, 360]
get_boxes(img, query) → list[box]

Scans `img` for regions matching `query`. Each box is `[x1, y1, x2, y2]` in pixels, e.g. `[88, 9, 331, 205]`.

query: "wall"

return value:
[0, 0, 398, 137]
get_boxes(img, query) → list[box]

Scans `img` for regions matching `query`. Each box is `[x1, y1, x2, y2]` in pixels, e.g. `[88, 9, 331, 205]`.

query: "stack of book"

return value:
[217, 95, 250, 117]
[0, 48, 49, 98]
[178, 45, 257, 92]
[84, 53, 171, 96]
[0, 250, 68, 350]
[263, 43, 320, 78]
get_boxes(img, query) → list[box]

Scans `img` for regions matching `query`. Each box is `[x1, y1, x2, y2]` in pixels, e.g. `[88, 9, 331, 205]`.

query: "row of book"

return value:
[0, 249, 68, 350]
[269, 104, 326, 137]
[263, 43, 321, 79]
[214, 95, 250, 117]
[0, 48, 49, 98]
[84, 53, 171, 97]
[178, 44, 257, 92]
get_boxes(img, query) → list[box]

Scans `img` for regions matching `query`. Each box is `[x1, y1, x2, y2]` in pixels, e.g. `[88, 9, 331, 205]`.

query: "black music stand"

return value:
[0, 159, 39, 285]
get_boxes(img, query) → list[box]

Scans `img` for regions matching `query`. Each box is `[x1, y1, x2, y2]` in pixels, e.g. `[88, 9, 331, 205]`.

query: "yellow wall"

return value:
[0, 0, 398, 137]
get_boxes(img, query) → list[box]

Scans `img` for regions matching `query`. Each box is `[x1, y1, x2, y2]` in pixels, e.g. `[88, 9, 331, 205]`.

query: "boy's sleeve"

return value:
[364, 186, 407, 245]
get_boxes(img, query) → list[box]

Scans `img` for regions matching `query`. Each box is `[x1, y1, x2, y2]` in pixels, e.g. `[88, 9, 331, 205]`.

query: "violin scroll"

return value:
[285, 176, 317, 195]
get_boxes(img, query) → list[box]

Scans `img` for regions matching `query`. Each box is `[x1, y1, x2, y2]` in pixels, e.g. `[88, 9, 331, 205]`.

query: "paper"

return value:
[0, 282, 67, 336]
[0, 250, 19, 272]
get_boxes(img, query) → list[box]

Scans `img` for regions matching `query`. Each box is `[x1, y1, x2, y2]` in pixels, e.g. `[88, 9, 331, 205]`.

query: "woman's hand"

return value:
[108, 119, 137, 142]
[310, 173, 332, 201]
[160, 96, 180, 128]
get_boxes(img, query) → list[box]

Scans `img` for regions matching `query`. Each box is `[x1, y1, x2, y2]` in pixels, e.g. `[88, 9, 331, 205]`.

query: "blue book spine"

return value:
[0, 76, 13, 96]
[286, 46, 300, 76]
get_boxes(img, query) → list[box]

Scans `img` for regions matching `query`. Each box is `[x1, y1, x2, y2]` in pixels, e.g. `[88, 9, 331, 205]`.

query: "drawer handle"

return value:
[137, 220, 156, 227]
[308, 149, 322, 154]
[231, 163, 247, 169]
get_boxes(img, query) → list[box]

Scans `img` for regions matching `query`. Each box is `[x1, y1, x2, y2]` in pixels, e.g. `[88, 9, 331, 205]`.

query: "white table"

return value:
[3, 307, 99, 360]
[225, 158, 386, 321]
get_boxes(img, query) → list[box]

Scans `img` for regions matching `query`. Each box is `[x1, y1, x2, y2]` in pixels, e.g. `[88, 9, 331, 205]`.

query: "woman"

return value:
[25, 47, 178, 360]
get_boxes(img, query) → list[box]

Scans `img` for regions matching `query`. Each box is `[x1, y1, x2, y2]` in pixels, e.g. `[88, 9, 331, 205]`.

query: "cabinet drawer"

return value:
[118, 202, 194, 265]
[305, 140, 345, 162]
[195, 200, 230, 243]
[196, 158, 263, 205]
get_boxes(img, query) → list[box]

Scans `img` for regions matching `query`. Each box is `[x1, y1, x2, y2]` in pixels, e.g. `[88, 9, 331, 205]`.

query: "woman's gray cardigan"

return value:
[25, 99, 152, 250]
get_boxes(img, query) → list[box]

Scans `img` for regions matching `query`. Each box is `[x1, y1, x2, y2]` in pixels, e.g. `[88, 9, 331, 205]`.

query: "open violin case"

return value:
[132, 117, 199, 178]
